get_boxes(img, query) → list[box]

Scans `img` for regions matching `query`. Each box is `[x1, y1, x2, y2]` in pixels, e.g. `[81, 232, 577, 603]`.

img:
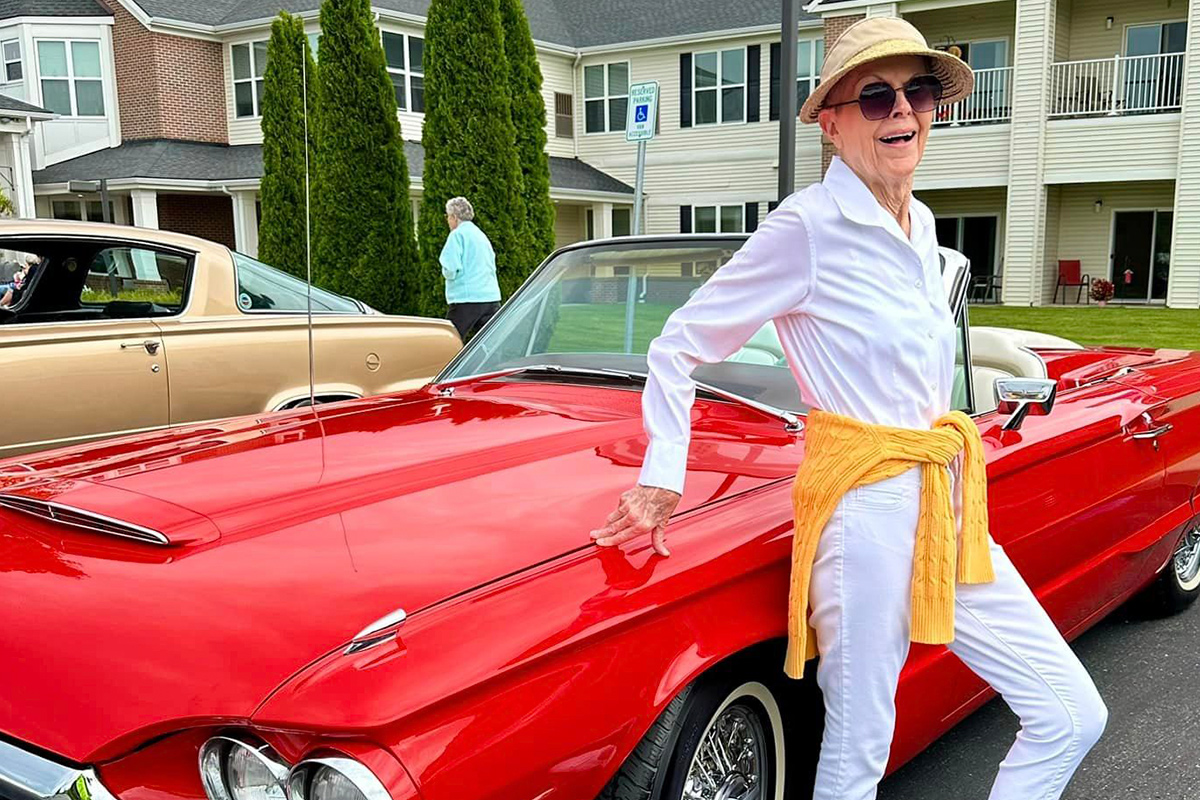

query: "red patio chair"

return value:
[1054, 260, 1090, 304]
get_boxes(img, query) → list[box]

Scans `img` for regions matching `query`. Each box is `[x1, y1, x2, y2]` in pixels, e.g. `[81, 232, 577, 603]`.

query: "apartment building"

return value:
[9, 0, 1199, 307]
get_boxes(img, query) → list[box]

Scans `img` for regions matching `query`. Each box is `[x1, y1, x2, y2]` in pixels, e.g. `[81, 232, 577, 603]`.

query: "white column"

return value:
[9, 130, 34, 218]
[593, 201, 614, 239]
[1168, 0, 1200, 306]
[229, 191, 259, 257]
[1000, 0, 1056, 305]
[130, 189, 159, 229]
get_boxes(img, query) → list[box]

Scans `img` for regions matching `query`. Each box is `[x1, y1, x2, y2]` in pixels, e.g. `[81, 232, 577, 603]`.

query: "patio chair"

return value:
[1054, 260, 1090, 304]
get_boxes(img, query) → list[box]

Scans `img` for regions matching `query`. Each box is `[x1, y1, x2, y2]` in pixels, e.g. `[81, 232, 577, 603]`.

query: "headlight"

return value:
[286, 758, 390, 800]
[199, 736, 289, 800]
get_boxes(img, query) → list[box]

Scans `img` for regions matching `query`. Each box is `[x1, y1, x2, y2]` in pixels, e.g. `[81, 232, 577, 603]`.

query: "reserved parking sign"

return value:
[626, 81, 659, 142]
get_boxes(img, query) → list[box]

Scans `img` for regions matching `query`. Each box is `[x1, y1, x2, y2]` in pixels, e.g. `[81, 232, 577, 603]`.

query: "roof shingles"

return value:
[32, 138, 633, 195]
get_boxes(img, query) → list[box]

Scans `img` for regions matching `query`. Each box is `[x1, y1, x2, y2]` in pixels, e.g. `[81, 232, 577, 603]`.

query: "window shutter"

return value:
[680, 53, 692, 128]
[747, 44, 761, 123]
[680, 205, 692, 233]
[768, 200, 780, 213]
[745, 202, 759, 232]
[554, 92, 573, 138]
[769, 42, 781, 122]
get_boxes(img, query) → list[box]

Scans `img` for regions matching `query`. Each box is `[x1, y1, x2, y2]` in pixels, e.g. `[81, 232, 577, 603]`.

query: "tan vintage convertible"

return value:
[0, 219, 461, 457]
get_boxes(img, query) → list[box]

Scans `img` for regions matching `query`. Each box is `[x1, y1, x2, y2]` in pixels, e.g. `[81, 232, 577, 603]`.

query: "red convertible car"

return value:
[1, 235, 1198, 800]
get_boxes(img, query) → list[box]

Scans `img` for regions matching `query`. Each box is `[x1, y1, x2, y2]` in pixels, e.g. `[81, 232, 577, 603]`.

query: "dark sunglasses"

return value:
[823, 73, 944, 120]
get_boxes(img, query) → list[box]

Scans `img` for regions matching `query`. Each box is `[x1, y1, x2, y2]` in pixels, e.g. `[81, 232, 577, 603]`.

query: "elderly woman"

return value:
[590, 17, 1106, 800]
[440, 196, 502, 341]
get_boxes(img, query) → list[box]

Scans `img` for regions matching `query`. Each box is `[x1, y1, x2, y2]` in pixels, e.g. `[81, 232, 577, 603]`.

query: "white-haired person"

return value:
[439, 196, 501, 342]
[589, 17, 1106, 800]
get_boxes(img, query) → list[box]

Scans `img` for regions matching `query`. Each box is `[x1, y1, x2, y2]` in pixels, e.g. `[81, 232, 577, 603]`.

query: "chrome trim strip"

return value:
[0, 738, 119, 800]
[345, 607, 407, 655]
[287, 757, 390, 800]
[0, 494, 170, 545]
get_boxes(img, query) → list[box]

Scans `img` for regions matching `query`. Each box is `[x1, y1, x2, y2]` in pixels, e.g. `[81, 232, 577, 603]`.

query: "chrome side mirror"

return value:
[994, 377, 1057, 431]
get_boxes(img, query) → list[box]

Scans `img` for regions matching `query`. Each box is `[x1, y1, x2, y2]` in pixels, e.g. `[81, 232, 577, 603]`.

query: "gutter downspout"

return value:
[573, 50, 582, 159]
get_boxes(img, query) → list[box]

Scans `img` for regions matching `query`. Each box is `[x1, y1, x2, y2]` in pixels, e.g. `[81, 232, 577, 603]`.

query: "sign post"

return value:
[625, 80, 658, 236]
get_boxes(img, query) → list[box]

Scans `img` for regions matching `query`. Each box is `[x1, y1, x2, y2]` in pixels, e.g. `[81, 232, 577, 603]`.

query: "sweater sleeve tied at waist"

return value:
[783, 408, 996, 680]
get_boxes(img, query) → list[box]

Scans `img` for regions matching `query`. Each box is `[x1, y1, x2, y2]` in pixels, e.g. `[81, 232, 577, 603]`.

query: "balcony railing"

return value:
[933, 66, 1014, 126]
[1049, 52, 1185, 117]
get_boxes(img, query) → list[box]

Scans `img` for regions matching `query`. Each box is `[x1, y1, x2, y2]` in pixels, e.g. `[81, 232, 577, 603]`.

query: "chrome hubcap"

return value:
[1173, 524, 1200, 588]
[682, 703, 767, 800]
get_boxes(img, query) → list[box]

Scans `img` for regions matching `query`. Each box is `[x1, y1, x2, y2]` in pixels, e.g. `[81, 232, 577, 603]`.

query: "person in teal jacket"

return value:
[439, 196, 502, 341]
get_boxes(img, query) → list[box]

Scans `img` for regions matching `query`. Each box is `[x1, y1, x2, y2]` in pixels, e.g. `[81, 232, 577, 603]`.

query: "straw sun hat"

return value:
[799, 16, 974, 124]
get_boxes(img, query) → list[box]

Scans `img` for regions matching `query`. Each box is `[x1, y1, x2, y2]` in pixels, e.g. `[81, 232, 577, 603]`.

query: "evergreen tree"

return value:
[312, 0, 417, 314]
[258, 12, 316, 280]
[417, 0, 527, 317]
[499, 0, 555, 266]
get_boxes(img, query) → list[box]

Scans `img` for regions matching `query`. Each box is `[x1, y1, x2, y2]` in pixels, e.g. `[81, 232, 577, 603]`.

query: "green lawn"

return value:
[547, 302, 1200, 354]
[967, 305, 1200, 350]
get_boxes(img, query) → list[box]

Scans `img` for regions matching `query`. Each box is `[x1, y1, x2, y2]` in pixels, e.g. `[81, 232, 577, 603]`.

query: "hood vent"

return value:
[0, 493, 170, 545]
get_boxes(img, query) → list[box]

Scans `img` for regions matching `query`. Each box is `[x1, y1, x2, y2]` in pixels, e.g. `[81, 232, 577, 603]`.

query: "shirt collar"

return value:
[823, 155, 924, 247]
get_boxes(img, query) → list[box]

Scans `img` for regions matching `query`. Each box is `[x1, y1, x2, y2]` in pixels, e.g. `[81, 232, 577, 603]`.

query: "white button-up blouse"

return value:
[638, 155, 959, 495]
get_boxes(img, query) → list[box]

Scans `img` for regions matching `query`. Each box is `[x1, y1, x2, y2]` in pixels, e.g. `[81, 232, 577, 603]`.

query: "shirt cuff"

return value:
[637, 438, 688, 495]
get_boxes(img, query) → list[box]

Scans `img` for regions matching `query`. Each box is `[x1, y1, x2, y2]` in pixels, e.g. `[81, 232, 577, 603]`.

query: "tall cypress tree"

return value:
[312, 0, 417, 314]
[499, 0, 555, 267]
[417, 0, 527, 317]
[258, 12, 316, 279]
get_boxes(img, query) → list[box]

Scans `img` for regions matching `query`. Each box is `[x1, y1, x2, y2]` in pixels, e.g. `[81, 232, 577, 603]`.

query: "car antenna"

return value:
[302, 36, 315, 409]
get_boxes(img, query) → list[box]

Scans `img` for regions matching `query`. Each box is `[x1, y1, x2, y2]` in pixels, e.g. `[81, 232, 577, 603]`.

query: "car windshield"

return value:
[437, 237, 809, 411]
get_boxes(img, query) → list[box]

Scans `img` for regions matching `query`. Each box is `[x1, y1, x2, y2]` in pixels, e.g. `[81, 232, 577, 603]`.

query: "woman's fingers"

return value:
[650, 525, 670, 557]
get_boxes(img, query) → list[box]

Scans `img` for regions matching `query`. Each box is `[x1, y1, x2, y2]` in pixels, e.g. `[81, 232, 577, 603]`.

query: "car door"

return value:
[0, 241, 181, 458]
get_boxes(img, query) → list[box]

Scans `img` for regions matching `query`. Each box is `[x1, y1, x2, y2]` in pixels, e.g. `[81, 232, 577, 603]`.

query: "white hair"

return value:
[445, 196, 475, 221]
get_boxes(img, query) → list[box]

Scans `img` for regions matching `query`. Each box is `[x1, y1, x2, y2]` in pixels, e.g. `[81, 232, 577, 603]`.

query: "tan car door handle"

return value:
[120, 340, 160, 355]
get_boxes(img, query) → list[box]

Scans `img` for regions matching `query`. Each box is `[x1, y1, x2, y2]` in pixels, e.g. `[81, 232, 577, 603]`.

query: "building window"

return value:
[797, 38, 824, 107]
[554, 92, 573, 138]
[52, 198, 114, 221]
[694, 48, 745, 125]
[383, 32, 424, 112]
[307, 32, 320, 60]
[584, 61, 628, 133]
[3, 40, 21, 83]
[232, 41, 267, 118]
[37, 39, 104, 117]
[694, 204, 744, 233]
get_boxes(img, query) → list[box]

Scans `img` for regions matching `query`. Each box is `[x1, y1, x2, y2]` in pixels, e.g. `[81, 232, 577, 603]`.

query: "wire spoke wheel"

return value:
[681, 703, 767, 800]
[1173, 523, 1200, 590]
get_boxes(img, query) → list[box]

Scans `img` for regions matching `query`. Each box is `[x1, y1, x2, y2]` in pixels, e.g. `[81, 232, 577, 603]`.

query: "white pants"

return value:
[808, 465, 1108, 800]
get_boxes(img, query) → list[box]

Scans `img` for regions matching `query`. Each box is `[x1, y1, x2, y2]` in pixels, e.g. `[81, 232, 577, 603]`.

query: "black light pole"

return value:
[778, 0, 801, 202]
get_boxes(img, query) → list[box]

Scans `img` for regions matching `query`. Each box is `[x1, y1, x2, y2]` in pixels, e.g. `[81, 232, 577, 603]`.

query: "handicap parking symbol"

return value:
[635, 104, 649, 123]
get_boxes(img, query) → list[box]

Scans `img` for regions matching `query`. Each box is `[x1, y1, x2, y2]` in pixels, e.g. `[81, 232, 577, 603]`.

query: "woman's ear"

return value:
[818, 108, 840, 149]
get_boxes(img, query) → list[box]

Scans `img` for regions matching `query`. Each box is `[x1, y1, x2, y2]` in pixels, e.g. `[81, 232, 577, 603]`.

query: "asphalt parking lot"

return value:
[879, 596, 1200, 799]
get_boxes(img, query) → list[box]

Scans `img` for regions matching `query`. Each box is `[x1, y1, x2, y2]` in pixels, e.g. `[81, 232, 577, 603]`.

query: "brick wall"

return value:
[102, 0, 227, 143]
[820, 13, 866, 176]
[157, 194, 236, 249]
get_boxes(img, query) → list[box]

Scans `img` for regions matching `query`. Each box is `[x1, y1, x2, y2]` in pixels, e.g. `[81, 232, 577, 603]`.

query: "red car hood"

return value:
[0, 381, 799, 762]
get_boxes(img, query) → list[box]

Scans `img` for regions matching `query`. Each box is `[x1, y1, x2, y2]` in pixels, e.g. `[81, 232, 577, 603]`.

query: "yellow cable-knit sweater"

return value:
[783, 407, 996, 680]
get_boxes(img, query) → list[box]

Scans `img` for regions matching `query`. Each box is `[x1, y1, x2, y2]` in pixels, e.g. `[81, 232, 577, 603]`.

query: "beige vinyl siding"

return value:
[1063, 0, 1189, 62]
[575, 28, 825, 238]
[553, 202, 586, 248]
[1169, 0, 1200, 306]
[1000, 0, 1055, 304]
[916, 126, 1011, 189]
[1052, 180, 1175, 292]
[906, 2, 1016, 53]
[1044, 114, 1180, 183]
[1055, 0, 1072, 61]
[1040, 185, 1063, 301]
[541, 50, 576, 158]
